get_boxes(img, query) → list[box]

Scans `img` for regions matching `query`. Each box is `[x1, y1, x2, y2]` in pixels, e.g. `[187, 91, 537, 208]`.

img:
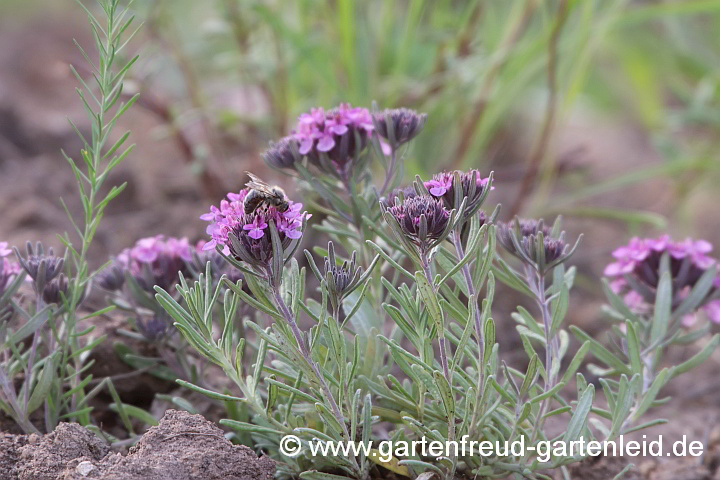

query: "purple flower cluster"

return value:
[425, 170, 493, 225]
[201, 188, 306, 249]
[264, 104, 379, 180]
[200, 188, 309, 269]
[425, 171, 491, 199]
[294, 104, 374, 156]
[100, 235, 193, 292]
[497, 218, 578, 274]
[605, 235, 720, 324]
[386, 195, 451, 253]
[373, 108, 427, 149]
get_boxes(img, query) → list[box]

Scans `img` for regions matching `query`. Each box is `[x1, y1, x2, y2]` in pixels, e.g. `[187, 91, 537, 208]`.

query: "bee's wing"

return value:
[245, 172, 274, 193]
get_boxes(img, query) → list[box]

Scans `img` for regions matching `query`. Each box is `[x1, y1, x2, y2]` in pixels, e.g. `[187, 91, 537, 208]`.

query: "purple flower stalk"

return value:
[14, 242, 65, 302]
[605, 235, 720, 324]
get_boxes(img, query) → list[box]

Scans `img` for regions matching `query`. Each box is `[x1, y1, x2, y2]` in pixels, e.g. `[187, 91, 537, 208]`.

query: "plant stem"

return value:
[420, 252, 456, 478]
[270, 285, 360, 473]
[526, 266, 558, 444]
[379, 148, 397, 197]
[451, 231, 485, 372]
[451, 230, 486, 437]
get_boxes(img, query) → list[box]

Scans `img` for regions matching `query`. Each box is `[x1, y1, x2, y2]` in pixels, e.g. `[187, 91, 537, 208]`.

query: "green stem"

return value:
[270, 285, 361, 474]
[451, 230, 486, 438]
[527, 266, 557, 445]
[421, 252, 456, 479]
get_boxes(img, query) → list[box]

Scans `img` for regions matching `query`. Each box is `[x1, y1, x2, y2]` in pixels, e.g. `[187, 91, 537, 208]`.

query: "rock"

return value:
[74, 461, 96, 477]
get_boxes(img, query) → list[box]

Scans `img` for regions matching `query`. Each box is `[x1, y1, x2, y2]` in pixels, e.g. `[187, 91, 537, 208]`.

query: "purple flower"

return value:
[201, 181, 309, 271]
[425, 170, 493, 225]
[290, 103, 375, 179]
[385, 195, 451, 254]
[100, 235, 194, 293]
[0, 242, 11, 257]
[426, 177, 452, 197]
[605, 235, 720, 323]
[497, 218, 580, 274]
[604, 237, 651, 276]
[263, 136, 299, 171]
[244, 215, 269, 240]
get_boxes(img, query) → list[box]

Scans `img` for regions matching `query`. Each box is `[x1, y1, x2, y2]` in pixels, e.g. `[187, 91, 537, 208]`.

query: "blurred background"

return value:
[1, 0, 719, 309]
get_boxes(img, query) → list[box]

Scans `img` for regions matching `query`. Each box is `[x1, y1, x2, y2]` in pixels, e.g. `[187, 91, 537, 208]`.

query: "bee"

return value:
[243, 172, 290, 214]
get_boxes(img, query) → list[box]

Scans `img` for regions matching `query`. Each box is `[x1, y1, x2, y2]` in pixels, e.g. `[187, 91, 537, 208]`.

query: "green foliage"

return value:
[154, 110, 718, 479]
[0, 0, 138, 434]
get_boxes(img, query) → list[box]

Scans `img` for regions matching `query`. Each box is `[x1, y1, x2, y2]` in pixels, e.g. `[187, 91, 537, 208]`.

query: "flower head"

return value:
[385, 185, 418, 206]
[290, 104, 375, 180]
[425, 170, 493, 225]
[42, 274, 70, 305]
[309, 241, 378, 312]
[605, 235, 720, 323]
[100, 235, 193, 293]
[137, 312, 172, 341]
[373, 108, 427, 150]
[385, 195, 452, 255]
[263, 136, 299, 171]
[497, 218, 581, 274]
[14, 242, 65, 296]
[201, 183, 309, 277]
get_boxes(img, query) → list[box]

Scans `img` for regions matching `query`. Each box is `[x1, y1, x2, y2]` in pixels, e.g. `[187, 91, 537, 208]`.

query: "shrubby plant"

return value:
[154, 102, 720, 480]
[1, 2, 719, 479]
[0, 0, 139, 435]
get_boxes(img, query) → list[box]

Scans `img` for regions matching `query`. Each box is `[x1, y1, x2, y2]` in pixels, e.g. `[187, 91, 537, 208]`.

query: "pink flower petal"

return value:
[317, 135, 335, 152]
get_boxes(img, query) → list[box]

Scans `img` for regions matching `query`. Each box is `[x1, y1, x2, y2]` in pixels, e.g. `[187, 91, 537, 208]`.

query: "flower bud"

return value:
[497, 218, 581, 275]
[384, 195, 452, 256]
[373, 108, 427, 150]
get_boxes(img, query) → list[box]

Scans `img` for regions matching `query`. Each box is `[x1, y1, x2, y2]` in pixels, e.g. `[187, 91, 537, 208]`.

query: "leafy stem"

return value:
[420, 251, 456, 478]
[525, 265, 558, 444]
[269, 282, 360, 473]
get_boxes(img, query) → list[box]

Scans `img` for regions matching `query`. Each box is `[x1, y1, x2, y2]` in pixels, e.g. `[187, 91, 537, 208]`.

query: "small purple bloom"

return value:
[373, 108, 428, 149]
[244, 215, 269, 240]
[426, 178, 452, 197]
[425, 170, 494, 227]
[604, 237, 651, 276]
